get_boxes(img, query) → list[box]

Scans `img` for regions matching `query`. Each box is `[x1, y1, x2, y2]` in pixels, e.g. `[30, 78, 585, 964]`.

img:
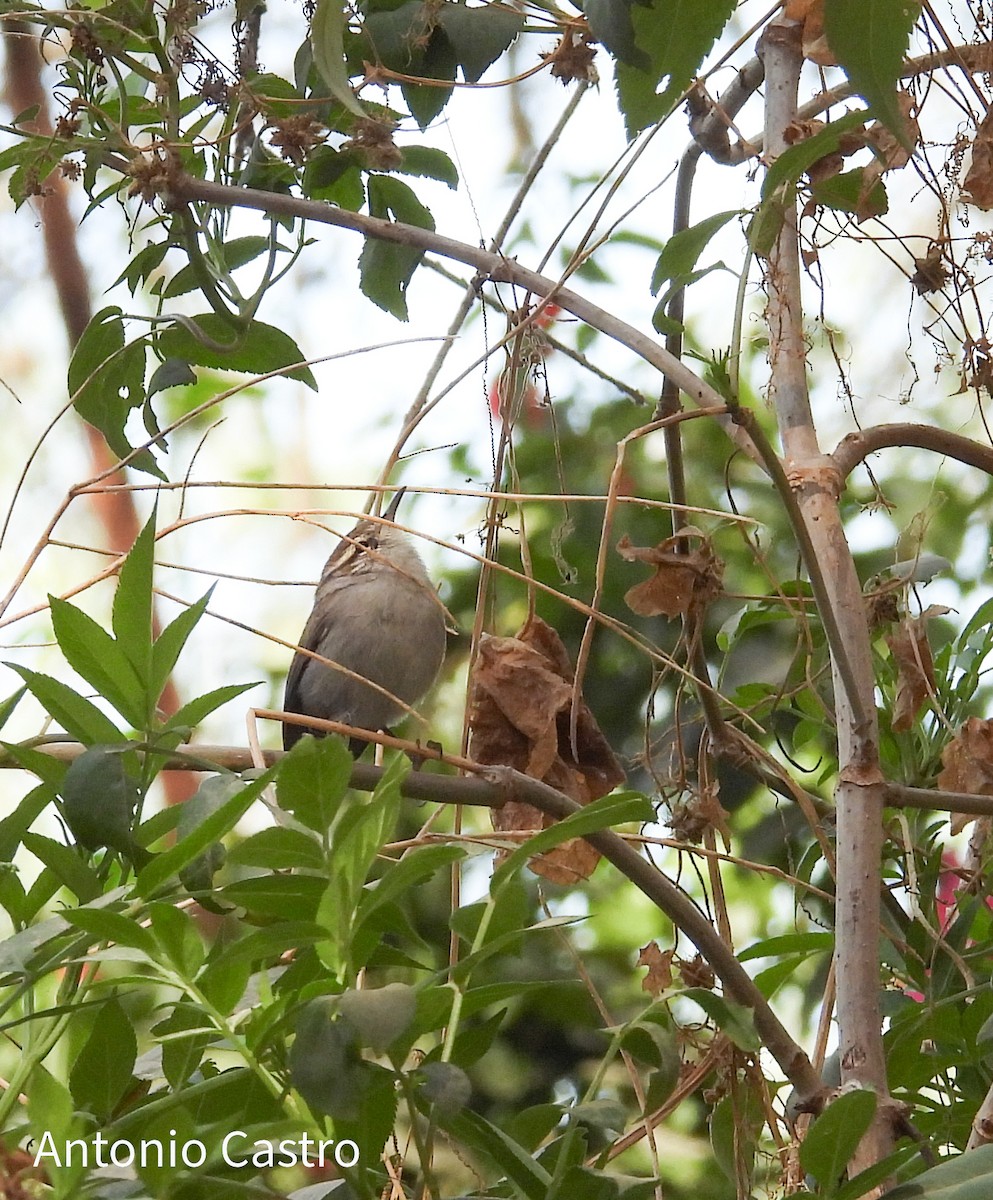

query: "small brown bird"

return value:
[282, 491, 446, 755]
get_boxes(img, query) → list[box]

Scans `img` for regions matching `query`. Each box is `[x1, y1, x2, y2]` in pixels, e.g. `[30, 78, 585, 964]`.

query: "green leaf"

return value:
[318, 756, 407, 976]
[436, 3, 523, 82]
[738, 931, 834, 961]
[8, 141, 70, 209]
[21, 834, 102, 903]
[155, 315, 318, 389]
[618, 1016, 680, 1074]
[582, 0, 648, 68]
[246, 72, 307, 118]
[709, 1085, 764, 1184]
[197, 952, 251, 1015]
[154, 1001, 215, 1088]
[163, 236, 274, 298]
[68, 996, 136, 1121]
[748, 110, 872, 255]
[0, 869, 27, 937]
[5, 665, 123, 745]
[445, 1006, 506, 1068]
[800, 1088, 878, 1189]
[277, 734, 354, 831]
[311, 0, 367, 117]
[401, 28, 456, 129]
[219, 873, 325, 920]
[66, 907, 156, 953]
[450, 915, 579, 984]
[811, 167, 888, 218]
[835, 1146, 922, 1200]
[28, 1066, 75, 1149]
[149, 901, 205, 976]
[958, 596, 993, 646]
[150, 588, 211, 703]
[166, 681, 259, 732]
[356, 843, 464, 931]
[131, 1110, 201, 1195]
[113, 240, 170, 295]
[491, 791, 652, 893]
[302, 147, 365, 209]
[356, 2, 465, 124]
[48, 597, 144, 728]
[0, 777, 58, 858]
[682, 988, 761, 1052]
[147, 356, 196, 396]
[397, 145, 459, 189]
[226, 825, 325, 871]
[135, 765, 277, 896]
[651, 210, 741, 294]
[443, 1108, 553, 1200]
[0, 685, 25, 737]
[59, 746, 147, 865]
[362, 2, 429, 71]
[614, 0, 736, 137]
[762, 109, 874, 203]
[203, 920, 328, 967]
[555, 1167, 659, 1200]
[68, 307, 161, 478]
[359, 176, 435, 319]
[824, 0, 921, 148]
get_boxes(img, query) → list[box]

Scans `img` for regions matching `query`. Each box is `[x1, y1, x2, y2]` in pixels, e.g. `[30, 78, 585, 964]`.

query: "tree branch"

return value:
[832, 423, 993, 481]
[758, 16, 892, 1173]
[154, 167, 764, 462]
[0, 735, 823, 1103]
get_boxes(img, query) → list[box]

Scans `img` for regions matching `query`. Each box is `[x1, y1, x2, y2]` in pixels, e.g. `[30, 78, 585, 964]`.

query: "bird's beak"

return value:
[384, 488, 407, 522]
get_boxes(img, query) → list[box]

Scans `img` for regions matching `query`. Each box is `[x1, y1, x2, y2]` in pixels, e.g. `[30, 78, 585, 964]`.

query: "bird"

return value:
[282, 490, 446, 755]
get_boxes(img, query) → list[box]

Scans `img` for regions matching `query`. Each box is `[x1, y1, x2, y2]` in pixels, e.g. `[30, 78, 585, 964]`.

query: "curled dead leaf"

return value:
[467, 615, 626, 883]
[938, 716, 993, 833]
[911, 242, 950, 295]
[886, 615, 936, 733]
[667, 786, 732, 848]
[617, 528, 724, 620]
[679, 954, 716, 990]
[783, 0, 835, 65]
[963, 104, 993, 210]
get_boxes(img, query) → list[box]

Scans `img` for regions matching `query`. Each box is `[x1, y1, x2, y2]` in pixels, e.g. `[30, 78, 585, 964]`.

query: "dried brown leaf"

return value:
[639, 942, 674, 996]
[468, 615, 626, 882]
[938, 717, 993, 833]
[806, 150, 846, 186]
[667, 787, 731, 846]
[617, 529, 724, 620]
[886, 616, 936, 732]
[852, 93, 919, 220]
[864, 92, 918, 174]
[963, 104, 993, 210]
[911, 242, 950, 295]
[939, 718, 993, 790]
[784, 0, 835, 64]
[679, 954, 716, 990]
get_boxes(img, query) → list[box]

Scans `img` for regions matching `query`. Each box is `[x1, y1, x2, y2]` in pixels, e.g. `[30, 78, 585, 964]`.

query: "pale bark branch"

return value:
[759, 16, 893, 1175]
[833, 423, 993, 481]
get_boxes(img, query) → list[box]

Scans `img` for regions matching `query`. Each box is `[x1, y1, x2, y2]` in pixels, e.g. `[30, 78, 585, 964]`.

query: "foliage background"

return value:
[2, 0, 993, 1197]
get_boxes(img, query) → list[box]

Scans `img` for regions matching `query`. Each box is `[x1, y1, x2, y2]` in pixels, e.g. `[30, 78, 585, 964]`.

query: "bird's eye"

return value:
[363, 536, 379, 552]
